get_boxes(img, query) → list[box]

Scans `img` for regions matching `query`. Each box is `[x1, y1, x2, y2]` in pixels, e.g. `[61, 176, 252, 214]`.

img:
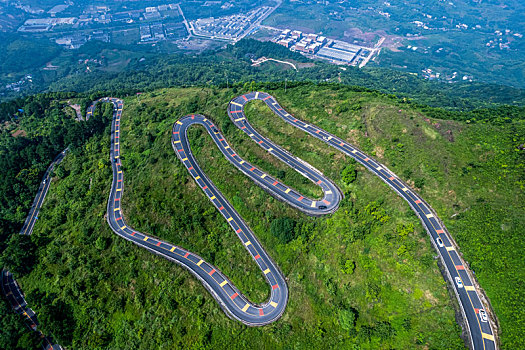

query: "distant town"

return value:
[13, 2, 280, 50]
[11, 1, 382, 68]
[17, 3, 187, 49]
[188, 6, 275, 42]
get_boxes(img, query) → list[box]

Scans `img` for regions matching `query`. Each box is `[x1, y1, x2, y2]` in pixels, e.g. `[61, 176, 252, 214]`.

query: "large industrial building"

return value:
[274, 29, 363, 65]
[316, 45, 361, 64]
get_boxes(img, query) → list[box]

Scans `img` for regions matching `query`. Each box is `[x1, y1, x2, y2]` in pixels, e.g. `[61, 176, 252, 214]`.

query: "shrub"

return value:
[270, 217, 296, 243]
[341, 259, 356, 274]
[341, 161, 357, 185]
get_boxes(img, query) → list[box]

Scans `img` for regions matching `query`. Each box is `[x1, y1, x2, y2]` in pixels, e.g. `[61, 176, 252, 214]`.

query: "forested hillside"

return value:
[2, 38, 524, 112]
[47, 40, 525, 110]
[0, 33, 62, 76]
[0, 84, 522, 349]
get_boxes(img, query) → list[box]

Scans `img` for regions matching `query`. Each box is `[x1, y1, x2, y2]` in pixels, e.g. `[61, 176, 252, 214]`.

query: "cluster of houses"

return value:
[276, 29, 327, 54]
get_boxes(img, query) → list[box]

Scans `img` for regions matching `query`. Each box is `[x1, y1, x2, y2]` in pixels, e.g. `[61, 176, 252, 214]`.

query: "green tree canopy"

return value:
[341, 160, 357, 185]
[270, 217, 296, 243]
[338, 308, 357, 331]
[0, 234, 37, 277]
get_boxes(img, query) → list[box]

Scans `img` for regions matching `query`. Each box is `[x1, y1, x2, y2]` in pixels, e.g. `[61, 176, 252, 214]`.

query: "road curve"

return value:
[1, 270, 60, 350]
[102, 92, 494, 347]
[103, 97, 289, 325]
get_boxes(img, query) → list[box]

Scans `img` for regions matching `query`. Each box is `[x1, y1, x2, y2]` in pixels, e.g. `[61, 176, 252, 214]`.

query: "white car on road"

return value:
[479, 309, 488, 322]
[455, 276, 463, 288]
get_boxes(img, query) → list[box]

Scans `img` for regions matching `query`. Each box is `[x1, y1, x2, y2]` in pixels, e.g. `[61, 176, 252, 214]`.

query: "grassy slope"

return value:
[251, 87, 524, 348]
[18, 86, 523, 349]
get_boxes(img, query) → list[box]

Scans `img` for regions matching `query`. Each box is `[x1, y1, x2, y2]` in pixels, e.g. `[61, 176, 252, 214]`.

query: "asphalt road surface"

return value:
[102, 96, 288, 325]
[1, 269, 38, 330]
[20, 150, 67, 236]
[227, 92, 497, 349]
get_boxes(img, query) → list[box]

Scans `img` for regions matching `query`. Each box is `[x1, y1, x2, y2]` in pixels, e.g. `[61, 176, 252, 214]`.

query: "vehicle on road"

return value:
[479, 309, 488, 322]
[455, 276, 463, 288]
[212, 127, 219, 133]
[318, 205, 327, 209]
[436, 237, 444, 247]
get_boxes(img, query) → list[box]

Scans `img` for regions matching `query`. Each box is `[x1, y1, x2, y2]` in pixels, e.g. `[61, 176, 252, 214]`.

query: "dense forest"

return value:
[0, 93, 111, 246]
[0, 96, 114, 348]
[0, 84, 522, 349]
[2, 81, 524, 128]
[0, 33, 62, 76]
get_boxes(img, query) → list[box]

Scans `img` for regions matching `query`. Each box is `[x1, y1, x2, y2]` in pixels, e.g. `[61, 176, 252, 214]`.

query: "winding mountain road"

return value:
[103, 92, 497, 348]
[227, 92, 497, 349]
[2, 92, 497, 349]
[1, 270, 60, 349]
